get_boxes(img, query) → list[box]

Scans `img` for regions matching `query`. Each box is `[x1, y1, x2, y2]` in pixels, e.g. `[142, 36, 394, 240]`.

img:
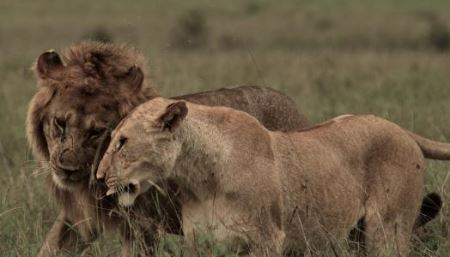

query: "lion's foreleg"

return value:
[38, 212, 96, 257]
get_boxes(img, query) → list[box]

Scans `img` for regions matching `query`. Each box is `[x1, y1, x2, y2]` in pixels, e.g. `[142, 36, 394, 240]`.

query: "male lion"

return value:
[26, 41, 308, 256]
[98, 97, 448, 257]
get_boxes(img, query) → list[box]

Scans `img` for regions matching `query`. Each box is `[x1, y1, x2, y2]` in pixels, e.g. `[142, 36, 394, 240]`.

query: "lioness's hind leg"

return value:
[235, 231, 282, 257]
[364, 211, 394, 257]
[364, 207, 415, 257]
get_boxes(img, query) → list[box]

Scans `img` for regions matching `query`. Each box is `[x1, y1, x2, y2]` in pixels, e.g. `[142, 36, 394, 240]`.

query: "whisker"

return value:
[147, 179, 167, 197]
[106, 175, 118, 188]
[31, 167, 51, 177]
[31, 162, 52, 177]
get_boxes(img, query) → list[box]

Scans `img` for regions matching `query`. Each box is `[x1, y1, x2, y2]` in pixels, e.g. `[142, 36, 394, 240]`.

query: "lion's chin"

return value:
[52, 173, 87, 191]
[118, 192, 137, 207]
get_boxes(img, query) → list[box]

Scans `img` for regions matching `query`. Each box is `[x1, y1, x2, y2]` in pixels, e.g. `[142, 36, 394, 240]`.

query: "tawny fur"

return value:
[26, 41, 308, 256]
[99, 97, 450, 257]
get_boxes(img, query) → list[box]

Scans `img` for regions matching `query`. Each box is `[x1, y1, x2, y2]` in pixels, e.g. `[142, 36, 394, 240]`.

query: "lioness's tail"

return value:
[415, 192, 442, 228]
[407, 131, 450, 160]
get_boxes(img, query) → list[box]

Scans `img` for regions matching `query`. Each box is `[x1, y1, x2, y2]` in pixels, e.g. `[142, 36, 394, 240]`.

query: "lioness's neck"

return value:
[172, 105, 272, 201]
[173, 116, 230, 201]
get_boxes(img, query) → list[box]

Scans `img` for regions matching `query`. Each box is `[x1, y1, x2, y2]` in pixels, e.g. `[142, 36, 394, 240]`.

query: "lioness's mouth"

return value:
[107, 183, 139, 207]
[108, 179, 167, 207]
[117, 192, 138, 207]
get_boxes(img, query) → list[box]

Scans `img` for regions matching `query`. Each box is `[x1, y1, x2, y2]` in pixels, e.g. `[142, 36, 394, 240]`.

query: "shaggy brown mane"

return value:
[35, 40, 157, 108]
[28, 41, 158, 161]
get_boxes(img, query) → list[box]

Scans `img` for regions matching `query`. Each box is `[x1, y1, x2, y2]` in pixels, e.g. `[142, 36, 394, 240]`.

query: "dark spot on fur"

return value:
[270, 201, 282, 229]
[348, 218, 366, 251]
[225, 192, 239, 201]
[102, 104, 113, 111]
[122, 183, 137, 194]
[288, 206, 299, 225]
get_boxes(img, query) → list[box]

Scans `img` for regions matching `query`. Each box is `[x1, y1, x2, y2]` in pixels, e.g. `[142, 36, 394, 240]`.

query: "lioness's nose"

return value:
[96, 152, 112, 179]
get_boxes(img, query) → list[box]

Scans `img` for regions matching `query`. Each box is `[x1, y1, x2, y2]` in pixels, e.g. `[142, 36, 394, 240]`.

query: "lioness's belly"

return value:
[182, 196, 256, 248]
[278, 146, 366, 250]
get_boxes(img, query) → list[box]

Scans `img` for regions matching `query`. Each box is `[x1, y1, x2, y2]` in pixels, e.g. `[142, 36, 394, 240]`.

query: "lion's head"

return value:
[26, 41, 158, 190]
[96, 98, 187, 206]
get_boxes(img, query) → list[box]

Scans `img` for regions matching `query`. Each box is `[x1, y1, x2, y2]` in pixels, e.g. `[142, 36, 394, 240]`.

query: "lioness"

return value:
[98, 97, 449, 257]
[27, 41, 308, 256]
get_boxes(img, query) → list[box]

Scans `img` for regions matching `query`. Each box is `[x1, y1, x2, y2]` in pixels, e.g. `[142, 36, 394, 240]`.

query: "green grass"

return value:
[1, 0, 450, 256]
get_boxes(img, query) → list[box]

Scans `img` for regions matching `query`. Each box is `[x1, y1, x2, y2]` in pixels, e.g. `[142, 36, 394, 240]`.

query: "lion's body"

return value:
[27, 42, 309, 256]
[100, 98, 450, 256]
[173, 86, 307, 131]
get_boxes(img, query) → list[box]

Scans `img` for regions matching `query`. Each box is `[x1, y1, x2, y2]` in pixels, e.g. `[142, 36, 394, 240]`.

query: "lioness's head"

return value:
[26, 41, 157, 190]
[97, 98, 188, 206]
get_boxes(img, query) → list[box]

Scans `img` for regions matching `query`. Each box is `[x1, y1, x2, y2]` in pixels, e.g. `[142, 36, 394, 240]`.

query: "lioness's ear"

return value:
[158, 101, 188, 132]
[122, 65, 144, 93]
[35, 50, 64, 80]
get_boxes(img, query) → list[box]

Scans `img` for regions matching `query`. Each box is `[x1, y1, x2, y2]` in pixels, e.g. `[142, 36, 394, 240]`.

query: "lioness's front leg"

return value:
[38, 212, 96, 257]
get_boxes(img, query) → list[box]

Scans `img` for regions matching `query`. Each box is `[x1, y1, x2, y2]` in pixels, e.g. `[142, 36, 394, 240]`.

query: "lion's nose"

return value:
[57, 149, 80, 171]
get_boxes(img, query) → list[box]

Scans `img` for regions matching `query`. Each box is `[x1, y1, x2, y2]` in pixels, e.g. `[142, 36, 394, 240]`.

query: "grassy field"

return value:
[1, 0, 450, 256]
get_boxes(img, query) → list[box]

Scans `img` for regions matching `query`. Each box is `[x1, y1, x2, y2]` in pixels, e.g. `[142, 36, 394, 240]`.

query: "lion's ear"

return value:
[34, 50, 65, 80]
[158, 101, 188, 132]
[122, 65, 144, 93]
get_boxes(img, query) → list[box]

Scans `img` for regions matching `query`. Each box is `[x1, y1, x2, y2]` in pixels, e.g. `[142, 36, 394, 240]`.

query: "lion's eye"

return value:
[88, 128, 106, 141]
[115, 136, 128, 151]
[53, 117, 66, 134]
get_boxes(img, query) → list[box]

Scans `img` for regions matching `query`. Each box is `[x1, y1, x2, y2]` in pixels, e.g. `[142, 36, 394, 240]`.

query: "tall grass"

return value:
[1, 0, 450, 256]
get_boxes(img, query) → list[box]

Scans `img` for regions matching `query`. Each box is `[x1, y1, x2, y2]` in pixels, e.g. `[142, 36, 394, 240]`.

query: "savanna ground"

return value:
[1, 0, 450, 256]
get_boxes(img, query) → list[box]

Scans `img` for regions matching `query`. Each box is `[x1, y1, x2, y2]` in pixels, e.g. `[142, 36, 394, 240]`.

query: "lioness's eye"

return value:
[115, 136, 127, 151]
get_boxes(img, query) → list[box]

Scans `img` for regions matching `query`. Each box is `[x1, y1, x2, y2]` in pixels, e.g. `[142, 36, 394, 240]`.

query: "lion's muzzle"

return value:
[52, 148, 90, 185]
[57, 148, 81, 170]
[55, 168, 89, 182]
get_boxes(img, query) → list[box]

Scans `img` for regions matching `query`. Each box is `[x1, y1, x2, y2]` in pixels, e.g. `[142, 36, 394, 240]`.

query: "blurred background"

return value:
[1, 0, 450, 256]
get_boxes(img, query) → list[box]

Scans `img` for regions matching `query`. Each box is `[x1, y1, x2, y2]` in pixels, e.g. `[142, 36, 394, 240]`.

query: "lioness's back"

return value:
[276, 114, 424, 174]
